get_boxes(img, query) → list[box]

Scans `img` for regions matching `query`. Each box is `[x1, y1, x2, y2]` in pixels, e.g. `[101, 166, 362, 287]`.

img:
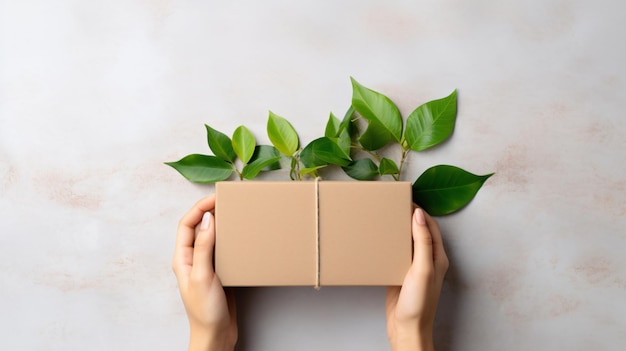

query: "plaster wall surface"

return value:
[1, 1, 625, 350]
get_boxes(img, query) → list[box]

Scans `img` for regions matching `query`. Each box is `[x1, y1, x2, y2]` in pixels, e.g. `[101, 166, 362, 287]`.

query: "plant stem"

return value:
[234, 167, 243, 181]
[290, 156, 302, 181]
[295, 156, 302, 180]
[351, 144, 382, 162]
[397, 148, 409, 181]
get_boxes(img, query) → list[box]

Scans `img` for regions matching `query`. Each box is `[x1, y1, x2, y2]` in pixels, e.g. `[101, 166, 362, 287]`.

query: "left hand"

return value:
[172, 195, 237, 351]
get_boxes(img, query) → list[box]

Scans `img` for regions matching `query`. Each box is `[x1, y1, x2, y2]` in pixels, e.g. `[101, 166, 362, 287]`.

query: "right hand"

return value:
[385, 208, 449, 351]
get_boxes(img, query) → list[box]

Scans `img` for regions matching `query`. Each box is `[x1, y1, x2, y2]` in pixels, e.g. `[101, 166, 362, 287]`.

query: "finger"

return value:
[424, 213, 448, 271]
[412, 208, 434, 270]
[178, 195, 217, 234]
[190, 211, 216, 281]
[173, 195, 216, 278]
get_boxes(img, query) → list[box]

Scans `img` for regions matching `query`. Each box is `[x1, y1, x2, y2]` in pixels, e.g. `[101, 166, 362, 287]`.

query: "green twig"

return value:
[351, 144, 382, 162]
[234, 167, 244, 181]
[397, 148, 409, 181]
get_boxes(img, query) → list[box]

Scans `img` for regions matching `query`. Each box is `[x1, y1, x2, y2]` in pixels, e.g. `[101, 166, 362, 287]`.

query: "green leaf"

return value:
[299, 165, 327, 177]
[325, 113, 341, 138]
[343, 158, 379, 180]
[358, 119, 392, 150]
[379, 157, 399, 175]
[412, 165, 493, 216]
[205, 124, 236, 163]
[351, 77, 403, 147]
[404, 90, 457, 151]
[325, 113, 351, 157]
[165, 154, 233, 183]
[300, 137, 351, 168]
[241, 145, 282, 180]
[232, 125, 255, 164]
[337, 106, 355, 136]
[253, 145, 282, 171]
[267, 111, 299, 156]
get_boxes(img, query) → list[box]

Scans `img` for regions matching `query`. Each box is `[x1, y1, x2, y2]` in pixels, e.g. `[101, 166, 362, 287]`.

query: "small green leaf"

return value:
[351, 77, 403, 146]
[405, 90, 457, 151]
[348, 116, 360, 141]
[379, 157, 399, 175]
[252, 145, 282, 171]
[205, 124, 236, 163]
[241, 145, 282, 179]
[232, 125, 255, 164]
[325, 113, 341, 138]
[343, 158, 379, 180]
[299, 165, 327, 177]
[337, 106, 355, 136]
[412, 165, 493, 216]
[325, 113, 351, 157]
[165, 154, 233, 183]
[267, 111, 299, 156]
[336, 132, 351, 159]
[300, 137, 351, 168]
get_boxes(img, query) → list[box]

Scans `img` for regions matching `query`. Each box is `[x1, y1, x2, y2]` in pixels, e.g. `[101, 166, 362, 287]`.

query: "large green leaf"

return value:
[232, 125, 255, 164]
[343, 158, 378, 180]
[205, 124, 236, 163]
[358, 119, 392, 150]
[379, 157, 399, 175]
[412, 165, 493, 216]
[405, 90, 457, 151]
[325, 113, 351, 157]
[300, 137, 351, 168]
[350, 77, 403, 145]
[267, 111, 299, 156]
[165, 154, 233, 183]
[242, 145, 282, 179]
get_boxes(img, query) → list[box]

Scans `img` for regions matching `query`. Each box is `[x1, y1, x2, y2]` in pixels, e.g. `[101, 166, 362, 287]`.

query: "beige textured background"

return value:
[1, 1, 625, 350]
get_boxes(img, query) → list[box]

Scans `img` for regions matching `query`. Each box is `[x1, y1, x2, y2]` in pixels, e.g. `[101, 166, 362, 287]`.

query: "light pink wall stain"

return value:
[581, 120, 617, 144]
[138, 0, 172, 22]
[33, 172, 103, 210]
[571, 256, 625, 288]
[484, 262, 524, 304]
[592, 186, 626, 218]
[364, 6, 419, 42]
[491, 144, 531, 192]
[1, 166, 18, 189]
[547, 294, 581, 318]
[35, 255, 173, 294]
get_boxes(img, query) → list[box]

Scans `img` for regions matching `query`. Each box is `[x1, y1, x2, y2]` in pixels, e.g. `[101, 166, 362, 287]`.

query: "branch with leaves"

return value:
[165, 77, 493, 215]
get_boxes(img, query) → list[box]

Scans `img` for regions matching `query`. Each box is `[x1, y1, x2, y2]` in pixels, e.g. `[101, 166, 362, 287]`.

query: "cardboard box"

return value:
[215, 181, 412, 287]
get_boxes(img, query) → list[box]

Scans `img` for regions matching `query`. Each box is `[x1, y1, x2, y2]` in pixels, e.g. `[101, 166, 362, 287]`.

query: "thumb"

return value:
[191, 211, 216, 280]
[412, 208, 434, 270]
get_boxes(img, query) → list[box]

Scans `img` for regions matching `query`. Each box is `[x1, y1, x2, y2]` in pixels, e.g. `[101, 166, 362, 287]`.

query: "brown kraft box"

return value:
[215, 181, 412, 287]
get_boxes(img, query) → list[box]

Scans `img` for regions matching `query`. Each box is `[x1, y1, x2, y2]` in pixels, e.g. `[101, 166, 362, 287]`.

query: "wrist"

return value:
[390, 324, 434, 351]
[188, 326, 235, 351]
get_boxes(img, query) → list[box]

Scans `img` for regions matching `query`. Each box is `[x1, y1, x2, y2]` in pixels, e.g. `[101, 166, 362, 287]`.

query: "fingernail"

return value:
[414, 208, 426, 225]
[200, 212, 212, 230]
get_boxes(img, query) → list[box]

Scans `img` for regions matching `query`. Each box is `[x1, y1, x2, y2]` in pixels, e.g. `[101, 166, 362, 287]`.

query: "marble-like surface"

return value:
[1, 1, 625, 350]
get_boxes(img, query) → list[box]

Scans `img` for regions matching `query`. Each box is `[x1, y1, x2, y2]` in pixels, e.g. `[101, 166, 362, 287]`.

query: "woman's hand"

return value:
[172, 195, 237, 351]
[386, 208, 449, 351]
